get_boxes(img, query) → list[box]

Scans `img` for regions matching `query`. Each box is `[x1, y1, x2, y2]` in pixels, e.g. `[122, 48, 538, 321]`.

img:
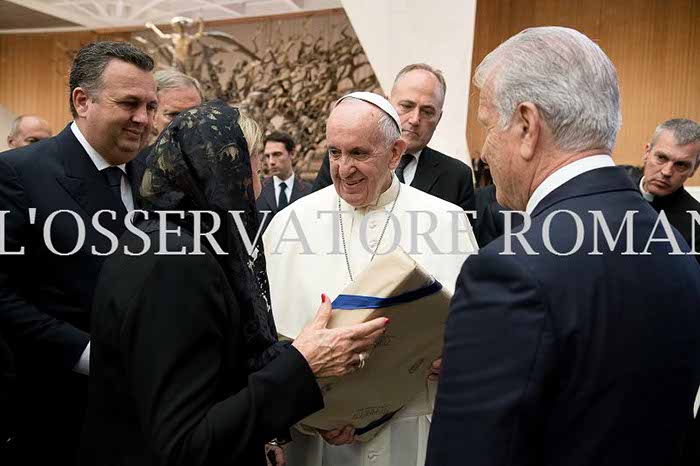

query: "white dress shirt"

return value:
[70, 122, 137, 375]
[273, 173, 295, 206]
[399, 148, 423, 186]
[70, 122, 135, 211]
[526, 155, 615, 215]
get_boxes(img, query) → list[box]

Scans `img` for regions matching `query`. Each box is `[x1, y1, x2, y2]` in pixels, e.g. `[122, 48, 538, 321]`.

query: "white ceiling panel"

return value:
[1, 0, 341, 31]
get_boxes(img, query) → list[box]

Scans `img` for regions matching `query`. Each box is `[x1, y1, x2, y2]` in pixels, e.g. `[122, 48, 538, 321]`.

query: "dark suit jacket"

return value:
[427, 167, 700, 466]
[256, 175, 311, 233]
[0, 124, 142, 462]
[80, 221, 323, 466]
[0, 331, 15, 450]
[473, 184, 519, 247]
[311, 146, 475, 211]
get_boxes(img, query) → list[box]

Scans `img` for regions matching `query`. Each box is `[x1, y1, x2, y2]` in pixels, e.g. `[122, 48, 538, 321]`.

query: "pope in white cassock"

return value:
[263, 92, 477, 466]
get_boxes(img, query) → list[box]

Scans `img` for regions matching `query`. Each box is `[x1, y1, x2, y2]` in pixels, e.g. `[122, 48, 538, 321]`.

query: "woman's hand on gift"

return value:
[292, 294, 389, 378]
[319, 425, 356, 445]
[428, 357, 442, 382]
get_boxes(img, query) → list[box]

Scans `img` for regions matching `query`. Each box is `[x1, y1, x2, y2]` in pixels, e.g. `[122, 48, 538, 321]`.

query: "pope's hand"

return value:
[292, 294, 388, 378]
[319, 425, 355, 445]
[428, 357, 441, 382]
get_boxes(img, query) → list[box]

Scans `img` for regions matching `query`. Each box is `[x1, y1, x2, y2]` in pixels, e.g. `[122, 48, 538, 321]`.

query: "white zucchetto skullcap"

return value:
[336, 91, 401, 132]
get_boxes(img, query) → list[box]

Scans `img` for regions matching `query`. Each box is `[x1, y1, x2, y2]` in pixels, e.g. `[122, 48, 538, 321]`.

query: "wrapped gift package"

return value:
[299, 246, 451, 441]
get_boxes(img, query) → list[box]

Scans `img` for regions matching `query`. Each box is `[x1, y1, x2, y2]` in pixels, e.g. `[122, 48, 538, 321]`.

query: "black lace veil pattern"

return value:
[139, 99, 281, 371]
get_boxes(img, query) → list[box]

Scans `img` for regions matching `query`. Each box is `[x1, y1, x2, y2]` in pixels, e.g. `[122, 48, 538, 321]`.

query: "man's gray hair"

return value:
[393, 63, 447, 105]
[474, 26, 621, 153]
[154, 69, 203, 100]
[336, 97, 401, 148]
[8, 115, 48, 138]
[8, 115, 26, 138]
[650, 118, 700, 149]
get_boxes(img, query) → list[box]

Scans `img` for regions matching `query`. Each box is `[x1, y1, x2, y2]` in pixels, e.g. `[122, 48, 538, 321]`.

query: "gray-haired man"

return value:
[634, 118, 700, 264]
[428, 27, 700, 466]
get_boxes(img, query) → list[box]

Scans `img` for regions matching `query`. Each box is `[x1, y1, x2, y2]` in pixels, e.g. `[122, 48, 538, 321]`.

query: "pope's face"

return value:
[327, 102, 403, 208]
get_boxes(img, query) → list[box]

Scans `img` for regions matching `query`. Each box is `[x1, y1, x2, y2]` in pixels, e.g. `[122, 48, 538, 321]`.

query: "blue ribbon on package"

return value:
[331, 280, 443, 310]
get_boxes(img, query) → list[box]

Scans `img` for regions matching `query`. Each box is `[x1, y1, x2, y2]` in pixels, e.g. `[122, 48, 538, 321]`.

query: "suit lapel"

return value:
[260, 180, 278, 214]
[55, 125, 127, 231]
[290, 178, 307, 203]
[411, 146, 440, 193]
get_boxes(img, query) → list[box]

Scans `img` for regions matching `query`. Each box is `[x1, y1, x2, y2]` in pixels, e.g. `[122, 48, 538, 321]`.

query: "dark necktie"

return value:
[395, 153, 414, 184]
[102, 166, 125, 208]
[277, 181, 289, 210]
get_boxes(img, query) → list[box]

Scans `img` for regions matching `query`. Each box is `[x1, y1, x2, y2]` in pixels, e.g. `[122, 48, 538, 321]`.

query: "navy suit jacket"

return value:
[311, 146, 475, 212]
[427, 167, 700, 466]
[255, 175, 311, 233]
[0, 124, 143, 461]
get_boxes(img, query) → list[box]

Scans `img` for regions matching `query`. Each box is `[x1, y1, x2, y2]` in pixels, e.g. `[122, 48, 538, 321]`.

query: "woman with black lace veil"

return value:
[80, 100, 387, 466]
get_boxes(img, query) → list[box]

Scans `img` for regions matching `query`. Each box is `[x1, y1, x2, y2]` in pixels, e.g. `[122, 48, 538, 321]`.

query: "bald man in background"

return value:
[6, 115, 51, 149]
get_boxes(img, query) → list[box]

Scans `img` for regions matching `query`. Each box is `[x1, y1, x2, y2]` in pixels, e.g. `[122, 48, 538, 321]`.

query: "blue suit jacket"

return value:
[427, 166, 700, 466]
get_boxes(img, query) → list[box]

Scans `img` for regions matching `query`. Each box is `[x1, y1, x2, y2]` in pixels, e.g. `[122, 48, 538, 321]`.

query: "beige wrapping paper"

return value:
[299, 247, 451, 441]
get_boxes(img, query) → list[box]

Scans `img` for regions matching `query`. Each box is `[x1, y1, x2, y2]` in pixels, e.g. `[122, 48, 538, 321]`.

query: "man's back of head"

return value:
[152, 69, 203, 140]
[7, 115, 52, 149]
[473, 26, 621, 210]
[641, 118, 700, 197]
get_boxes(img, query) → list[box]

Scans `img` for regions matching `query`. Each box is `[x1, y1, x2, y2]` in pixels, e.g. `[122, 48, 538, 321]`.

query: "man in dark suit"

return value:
[0, 41, 156, 464]
[0, 331, 15, 462]
[256, 131, 311, 232]
[312, 64, 475, 212]
[427, 27, 700, 466]
[630, 119, 700, 265]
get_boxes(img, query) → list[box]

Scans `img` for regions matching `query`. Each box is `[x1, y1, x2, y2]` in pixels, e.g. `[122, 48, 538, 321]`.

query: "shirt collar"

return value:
[526, 154, 615, 214]
[71, 121, 126, 174]
[273, 172, 295, 188]
[639, 176, 655, 202]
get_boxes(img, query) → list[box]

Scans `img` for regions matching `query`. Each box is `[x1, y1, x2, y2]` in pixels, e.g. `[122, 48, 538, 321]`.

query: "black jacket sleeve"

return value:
[0, 158, 89, 370]
[426, 250, 555, 466]
[311, 153, 333, 192]
[457, 163, 476, 213]
[122, 251, 323, 466]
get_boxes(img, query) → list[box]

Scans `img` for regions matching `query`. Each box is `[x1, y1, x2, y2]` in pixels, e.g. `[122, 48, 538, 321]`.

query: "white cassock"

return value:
[263, 174, 477, 466]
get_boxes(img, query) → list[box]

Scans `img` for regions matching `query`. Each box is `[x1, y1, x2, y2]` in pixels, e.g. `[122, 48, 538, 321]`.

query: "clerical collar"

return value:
[340, 174, 400, 212]
[639, 177, 655, 202]
[70, 121, 127, 174]
[273, 173, 294, 189]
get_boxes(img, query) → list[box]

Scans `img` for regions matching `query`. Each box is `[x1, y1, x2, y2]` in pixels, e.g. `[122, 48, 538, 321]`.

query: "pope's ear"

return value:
[72, 87, 91, 117]
[389, 138, 407, 170]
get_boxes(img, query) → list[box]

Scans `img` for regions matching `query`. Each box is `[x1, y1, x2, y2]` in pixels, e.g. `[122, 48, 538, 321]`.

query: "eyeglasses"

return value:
[649, 152, 694, 175]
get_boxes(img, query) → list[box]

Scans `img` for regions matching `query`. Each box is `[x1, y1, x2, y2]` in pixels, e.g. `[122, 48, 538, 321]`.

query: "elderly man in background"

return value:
[427, 27, 700, 466]
[263, 92, 476, 466]
[6, 114, 51, 149]
[150, 69, 203, 141]
[313, 64, 475, 213]
[632, 118, 700, 264]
